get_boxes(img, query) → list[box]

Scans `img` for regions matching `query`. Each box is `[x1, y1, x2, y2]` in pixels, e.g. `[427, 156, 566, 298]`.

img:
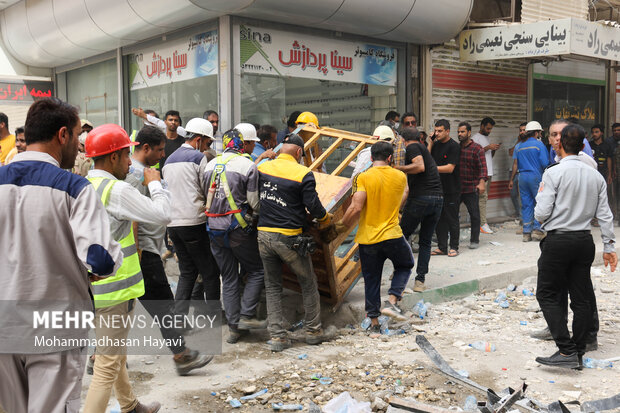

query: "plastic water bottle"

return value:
[583, 358, 613, 369]
[378, 315, 389, 325]
[522, 288, 534, 296]
[499, 300, 509, 308]
[507, 284, 516, 291]
[272, 403, 303, 411]
[494, 291, 507, 303]
[128, 165, 144, 182]
[464, 395, 478, 411]
[361, 317, 372, 330]
[169, 280, 177, 295]
[469, 341, 496, 352]
[230, 399, 242, 408]
[110, 400, 121, 413]
[413, 300, 427, 319]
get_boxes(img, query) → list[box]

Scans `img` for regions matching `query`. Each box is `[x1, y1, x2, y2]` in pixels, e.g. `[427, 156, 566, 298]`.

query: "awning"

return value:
[0, 0, 473, 68]
[459, 18, 620, 62]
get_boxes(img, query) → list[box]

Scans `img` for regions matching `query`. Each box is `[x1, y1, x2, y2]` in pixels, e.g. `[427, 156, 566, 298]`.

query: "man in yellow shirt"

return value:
[0, 113, 15, 165]
[338, 141, 413, 333]
[4, 126, 25, 164]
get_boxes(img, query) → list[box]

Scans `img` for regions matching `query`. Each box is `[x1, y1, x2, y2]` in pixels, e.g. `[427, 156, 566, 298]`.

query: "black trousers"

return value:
[139, 251, 186, 354]
[536, 232, 596, 355]
[436, 194, 459, 252]
[460, 192, 480, 244]
[168, 224, 221, 315]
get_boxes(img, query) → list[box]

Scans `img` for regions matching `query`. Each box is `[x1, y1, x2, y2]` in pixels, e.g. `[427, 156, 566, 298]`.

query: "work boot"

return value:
[469, 242, 479, 249]
[174, 349, 213, 376]
[535, 351, 580, 369]
[530, 326, 553, 341]
[269, 337, 291, 352]
[238, 316, 268, 330]
[226, 327, 248, 344]
[129, 401, 161, 413]
[523, 233, 532, 242]
[305, 326, 338, 345]
[532, 229, 546, 241]
[413, 280, 425, 293]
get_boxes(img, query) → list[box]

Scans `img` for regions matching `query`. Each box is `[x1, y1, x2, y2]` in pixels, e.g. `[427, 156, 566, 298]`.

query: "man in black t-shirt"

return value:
[429, 119, 461, 257]
[590, 124, 612, 183]
[395, 128, 443, 292]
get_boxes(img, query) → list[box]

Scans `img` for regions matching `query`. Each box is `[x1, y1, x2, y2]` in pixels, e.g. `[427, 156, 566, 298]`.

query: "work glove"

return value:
[317, 212, 334, 230]
[335, 220, 347, 234]
[320, 224, 339, 244]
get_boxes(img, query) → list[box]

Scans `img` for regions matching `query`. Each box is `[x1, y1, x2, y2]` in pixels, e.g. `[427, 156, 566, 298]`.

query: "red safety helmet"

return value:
[85, 124, 138, 158]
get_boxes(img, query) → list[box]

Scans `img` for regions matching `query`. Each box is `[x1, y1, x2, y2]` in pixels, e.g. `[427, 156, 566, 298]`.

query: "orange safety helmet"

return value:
[85, 124, 138, 158]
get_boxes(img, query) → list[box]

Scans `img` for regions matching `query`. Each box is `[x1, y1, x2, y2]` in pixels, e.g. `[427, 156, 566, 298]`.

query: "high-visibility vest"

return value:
[87, 176, 145, 308]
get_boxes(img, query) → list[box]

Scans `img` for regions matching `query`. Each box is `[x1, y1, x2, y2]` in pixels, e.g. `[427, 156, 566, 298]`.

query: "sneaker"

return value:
[174, 349, 213, 376]
[270, 337, 291, 352]
[226, 328, 248, 344]
[530, 326, 553, 341]
[305, 330, 325, 345]
[585, 340, 598, 352]
[480, 224, 494, 234]
[532, 229, 546, 241]
[413, 280, 425, 292]
[535, 351, 580, 369]
[238, 317, 268, 330]
[469, 242, 479, 249]
[523, 233, 532, 242]
[367, 324, 381, 336]
[129, 401, 162, 413]
[381, 300, 405, 320]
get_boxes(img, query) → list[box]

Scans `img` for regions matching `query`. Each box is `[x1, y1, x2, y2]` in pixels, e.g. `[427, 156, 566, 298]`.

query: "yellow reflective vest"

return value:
[87, 176, 145, 308]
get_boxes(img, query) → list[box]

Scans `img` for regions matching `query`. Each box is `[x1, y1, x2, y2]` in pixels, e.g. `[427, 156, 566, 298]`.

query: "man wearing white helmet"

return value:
[508, 121, 549, 241]
[162, 118, 221, 317]
[350, 125, 395, 177]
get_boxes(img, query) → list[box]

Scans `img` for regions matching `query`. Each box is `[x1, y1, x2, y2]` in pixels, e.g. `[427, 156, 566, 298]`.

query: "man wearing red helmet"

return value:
[83, 124, 170, 413]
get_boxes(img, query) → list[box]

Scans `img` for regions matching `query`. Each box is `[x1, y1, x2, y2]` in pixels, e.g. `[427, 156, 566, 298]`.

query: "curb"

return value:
[400, 254, 609, 308]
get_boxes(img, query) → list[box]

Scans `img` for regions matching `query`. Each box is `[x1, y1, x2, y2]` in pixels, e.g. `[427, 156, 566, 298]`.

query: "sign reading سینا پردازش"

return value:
[128, 30, 218, 91]
[460, 18, 620, 62]
[239, 25, 398, 86]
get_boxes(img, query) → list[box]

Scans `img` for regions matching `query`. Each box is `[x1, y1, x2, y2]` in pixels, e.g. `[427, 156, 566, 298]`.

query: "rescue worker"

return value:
[204, 129, 267, 344]
[83, 124, 166, 413]
[257, 134, 333, 351]
[235, 122, 275, 164]
[508, 121, 549, 242]
[534, 123, 617, 369]
[162, 118, 221, 317]
[126, 125, 213, 375]
[0, 98, 122, 413]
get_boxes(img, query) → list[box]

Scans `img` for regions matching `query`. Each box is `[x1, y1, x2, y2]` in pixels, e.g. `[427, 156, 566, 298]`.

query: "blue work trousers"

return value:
[519, 172, 542, 233]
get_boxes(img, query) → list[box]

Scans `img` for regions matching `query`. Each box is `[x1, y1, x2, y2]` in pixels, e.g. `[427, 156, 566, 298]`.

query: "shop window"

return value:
[66, 59, 118, 127]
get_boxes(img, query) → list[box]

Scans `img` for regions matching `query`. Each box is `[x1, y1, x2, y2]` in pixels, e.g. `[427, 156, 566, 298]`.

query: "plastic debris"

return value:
[464, 395, 478, 411]
[457, 369, 470, 378]
[311, 373, 322, 380]
[297, 354, 308, 360]
[229, 398, 242, 408]
[469, 341, 496, 352]
[583, 358, 613, 369]
[210, 392, 217, 396]
[323, 391, 371, 413]
[489, 241, 503, 246]
[272, 403, 303, 410]
[360, 317, 371, 330]
[240, 388, 268, 401]
[499, 300, 510, 308]
[289, 320, 304, 331]
[522, 288, 534, 296]
[413, 300, 428, 319]
[520, 321, 528, 326]
[495, 292, 507, 302]
[507, 284, 516, 291]
[319, 377, 333, 385]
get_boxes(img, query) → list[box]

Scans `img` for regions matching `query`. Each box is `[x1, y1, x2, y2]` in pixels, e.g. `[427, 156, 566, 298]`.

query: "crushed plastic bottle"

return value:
[469, 341, 496, 352]
[240, 388, 268, 400]
[499, 300, 509, 308]
[583, 358, 613, 369]
[361, 317, 372, 330]
[507, 284, 516, 291]
[229, 398, 242, 408]
[297, 354, 308, 360]
[520, 321, 528, 326]
[464, 395, 478, 411]
[522, 288, 534, 296]
[494, 291, 507, 303]
[378, 315, 389, 325]
[413, 300, 427, 319]
[272, 403, 303, 410]
[384, 328, 406, 336]
[319, 377, 333, 385]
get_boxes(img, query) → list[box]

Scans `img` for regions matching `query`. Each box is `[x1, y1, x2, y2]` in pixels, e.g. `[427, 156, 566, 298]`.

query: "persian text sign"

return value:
[460, 19, 571, 61]
[129, 30, 218, 91]
[0, 81, 53, 103]
[239, 25, 397, 86]
[460, 19, 620, 62]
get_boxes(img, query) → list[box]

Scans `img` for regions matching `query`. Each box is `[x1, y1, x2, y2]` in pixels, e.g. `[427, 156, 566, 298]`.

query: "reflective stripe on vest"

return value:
[87, 176, 145, 308]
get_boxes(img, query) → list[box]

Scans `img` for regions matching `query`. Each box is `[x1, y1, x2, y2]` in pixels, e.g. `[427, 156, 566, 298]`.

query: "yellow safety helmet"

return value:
[296, 112, 319, 127]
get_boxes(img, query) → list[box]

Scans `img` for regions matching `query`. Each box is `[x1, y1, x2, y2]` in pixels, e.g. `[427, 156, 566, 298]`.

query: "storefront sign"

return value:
[129, 30, 218, 91]
[239, 25, 397, 86]
[460, 18, 620, 62]
[0, 81, 53, 103]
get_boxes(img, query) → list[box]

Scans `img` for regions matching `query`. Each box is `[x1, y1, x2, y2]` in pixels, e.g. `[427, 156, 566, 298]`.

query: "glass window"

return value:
[66, 59, 118, 127]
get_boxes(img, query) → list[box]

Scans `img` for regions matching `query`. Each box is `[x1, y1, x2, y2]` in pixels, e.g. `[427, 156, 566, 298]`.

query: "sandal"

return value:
[430, 249, 446, 256]
[448, 249, 459, 257]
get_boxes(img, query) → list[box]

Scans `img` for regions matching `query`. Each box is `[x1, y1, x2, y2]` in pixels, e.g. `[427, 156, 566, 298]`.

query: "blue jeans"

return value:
[519, 172, 542, 233]
[400, 195, 443, 282]
[359, 237, 414, 318]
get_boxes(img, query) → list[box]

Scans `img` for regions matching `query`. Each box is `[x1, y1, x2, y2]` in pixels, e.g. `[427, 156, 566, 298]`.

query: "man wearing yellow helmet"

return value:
[295, 111, 319, 128]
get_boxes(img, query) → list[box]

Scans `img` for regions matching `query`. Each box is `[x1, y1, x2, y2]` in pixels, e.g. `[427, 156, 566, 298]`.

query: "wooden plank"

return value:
[332, 141, 366, 176]
[310, 137, 344, 170]
[335, 243, 358, 273]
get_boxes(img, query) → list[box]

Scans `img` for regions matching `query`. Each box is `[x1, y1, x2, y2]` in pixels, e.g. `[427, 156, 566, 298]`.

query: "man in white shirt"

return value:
[472, 117, 499, 234]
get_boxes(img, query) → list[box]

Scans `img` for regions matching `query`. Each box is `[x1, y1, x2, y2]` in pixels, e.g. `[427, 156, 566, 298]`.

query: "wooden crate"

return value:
[279, 124, 379, 310]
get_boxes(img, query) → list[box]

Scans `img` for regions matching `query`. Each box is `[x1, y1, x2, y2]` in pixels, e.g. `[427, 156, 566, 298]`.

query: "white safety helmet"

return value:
[185, 118, 214, 139]
[525, 121, 543, 132]
[234, 123, 259, 142]
[372, 125, 395, 142]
